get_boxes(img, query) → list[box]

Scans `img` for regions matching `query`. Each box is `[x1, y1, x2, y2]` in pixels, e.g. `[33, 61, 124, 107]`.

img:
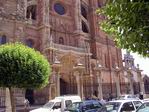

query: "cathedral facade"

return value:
[0, 0, 144, 105]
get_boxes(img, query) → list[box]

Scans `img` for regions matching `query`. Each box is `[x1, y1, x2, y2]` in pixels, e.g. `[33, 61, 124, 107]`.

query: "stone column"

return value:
[76, 74, 81, 97]
[115, 67, 121, 97]
[56, 74, 60, 96]
[97, 73, 103, 99]
[52, 57, 62, 96]
[74, 0, 81, 32]
[94, 66, 103, 99]
[137, 69, 145, 94]
[37, 0, 50, 26]
[80, 75, 84, 99]
[90, 75, 94, 96]
[73, 63, 85, 99]
[37, 0, 51, 51]
[127, 69, 134, 94]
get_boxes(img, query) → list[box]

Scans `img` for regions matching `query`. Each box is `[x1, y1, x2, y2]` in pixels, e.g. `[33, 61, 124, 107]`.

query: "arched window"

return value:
[82, 21, 89, 33]
[0, 35, 7, 44]
[81, 5, 87, 19]
[59, 37, 64, 44]
[26, 39, 34, 47]
[26, 5, 37, 20]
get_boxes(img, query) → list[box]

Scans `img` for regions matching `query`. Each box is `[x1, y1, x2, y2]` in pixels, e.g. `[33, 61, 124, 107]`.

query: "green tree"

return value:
[97, 0, 149, 57]
[0, 42, 51, 112]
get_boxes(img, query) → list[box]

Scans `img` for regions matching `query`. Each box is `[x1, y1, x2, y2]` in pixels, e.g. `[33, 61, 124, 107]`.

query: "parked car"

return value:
[30, 95, 81, 112]
[97, 99, 142, 112]
[136, 101, 149, 112]
[66, 100, 103, 112]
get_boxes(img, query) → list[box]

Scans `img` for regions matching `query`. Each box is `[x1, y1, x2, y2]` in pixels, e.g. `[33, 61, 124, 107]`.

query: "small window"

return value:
[59, 37, 64, 44]
[26, 5, 37, 20]
[0, 35, 7, 44]
[54, 3, 65, 15]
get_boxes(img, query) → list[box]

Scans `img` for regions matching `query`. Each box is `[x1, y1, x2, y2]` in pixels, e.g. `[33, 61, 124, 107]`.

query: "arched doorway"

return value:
[25, 89, 34, 105]
[60, 78, 68, 95]
[59, 53, 78, 95]
[60, 77, 77, 95]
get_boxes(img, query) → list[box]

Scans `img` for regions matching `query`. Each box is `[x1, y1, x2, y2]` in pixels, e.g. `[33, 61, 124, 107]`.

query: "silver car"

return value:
[98, 99, 142, 112]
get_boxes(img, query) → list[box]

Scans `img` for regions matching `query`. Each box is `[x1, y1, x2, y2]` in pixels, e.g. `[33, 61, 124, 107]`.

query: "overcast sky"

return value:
[122, 50, 149, 76]
[132, 53, 149, 75]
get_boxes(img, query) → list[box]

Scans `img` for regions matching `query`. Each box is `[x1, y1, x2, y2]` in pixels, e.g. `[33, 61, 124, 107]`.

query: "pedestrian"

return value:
[139, 92, 143, 100]
[109, 94, 113, 101]
[100, 99, 106, 105]
[24, 99, 30, 112]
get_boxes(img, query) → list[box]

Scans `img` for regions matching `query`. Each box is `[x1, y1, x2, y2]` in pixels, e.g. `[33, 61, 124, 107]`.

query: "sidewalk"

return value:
[0, 105, 42, 112]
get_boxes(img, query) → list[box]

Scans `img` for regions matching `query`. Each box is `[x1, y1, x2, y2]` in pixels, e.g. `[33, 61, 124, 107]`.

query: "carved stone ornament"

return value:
[17, 0, 26, 16]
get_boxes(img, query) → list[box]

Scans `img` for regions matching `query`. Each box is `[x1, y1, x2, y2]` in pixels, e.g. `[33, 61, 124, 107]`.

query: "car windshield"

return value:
[99, 102, 121, 112]
[137, 102, 149, 112]
[43, 102, 55, 108]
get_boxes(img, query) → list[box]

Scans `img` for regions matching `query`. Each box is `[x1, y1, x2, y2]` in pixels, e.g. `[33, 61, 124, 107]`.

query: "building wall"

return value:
[0, 0, 143, 106]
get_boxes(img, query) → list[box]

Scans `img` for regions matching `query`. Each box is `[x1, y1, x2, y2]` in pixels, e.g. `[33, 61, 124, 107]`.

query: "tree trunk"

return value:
[5, 88, 12, 112]
[9, 87, 16, 112]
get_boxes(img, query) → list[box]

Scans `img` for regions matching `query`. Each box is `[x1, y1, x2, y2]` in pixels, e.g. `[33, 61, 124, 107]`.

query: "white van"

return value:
[30, 95, 81, 112]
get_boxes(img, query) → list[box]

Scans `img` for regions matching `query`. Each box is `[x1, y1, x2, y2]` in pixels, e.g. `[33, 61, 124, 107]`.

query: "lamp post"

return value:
[94, 62, 103, 99]
[52, 56, 62, 96]
[127, 67, 134, 94]
[137, 64, 145, 95]
[73, 61, 85, 98]
[115, 66, 121, 97]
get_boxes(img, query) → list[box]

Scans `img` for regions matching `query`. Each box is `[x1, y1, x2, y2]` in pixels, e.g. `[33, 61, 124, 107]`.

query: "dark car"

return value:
[66, 100, 103, 112]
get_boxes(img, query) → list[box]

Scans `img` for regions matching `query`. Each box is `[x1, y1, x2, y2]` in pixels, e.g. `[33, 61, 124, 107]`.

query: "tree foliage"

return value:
[0, 42, 51, 89]
[97, 0, 149, 57]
